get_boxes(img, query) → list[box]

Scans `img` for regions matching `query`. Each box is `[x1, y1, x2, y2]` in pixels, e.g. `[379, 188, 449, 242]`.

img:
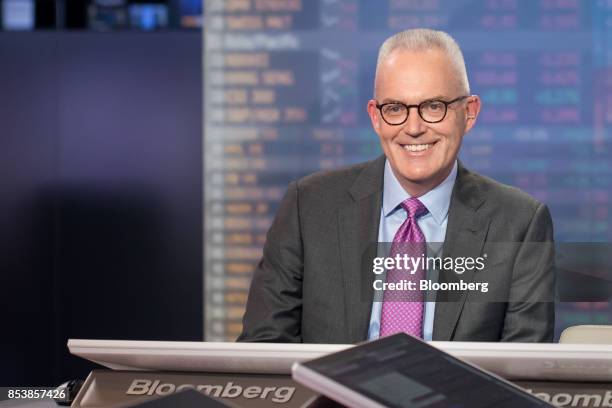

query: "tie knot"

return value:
[401, 197, 428, 219]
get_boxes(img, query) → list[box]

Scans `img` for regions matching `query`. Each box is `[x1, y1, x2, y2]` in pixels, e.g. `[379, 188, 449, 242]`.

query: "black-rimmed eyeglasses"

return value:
[376, 95, 470, 125]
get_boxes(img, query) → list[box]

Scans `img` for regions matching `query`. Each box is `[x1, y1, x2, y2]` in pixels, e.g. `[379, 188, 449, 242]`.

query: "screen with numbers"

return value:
[203, 0, 612, 341]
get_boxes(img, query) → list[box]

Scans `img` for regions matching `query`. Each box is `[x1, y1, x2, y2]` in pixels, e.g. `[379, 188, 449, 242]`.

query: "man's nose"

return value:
[403, 106, 427, 137]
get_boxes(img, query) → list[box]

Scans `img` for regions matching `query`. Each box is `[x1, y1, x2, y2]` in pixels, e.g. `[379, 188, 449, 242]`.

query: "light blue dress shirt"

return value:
[368, 159, 457, 341]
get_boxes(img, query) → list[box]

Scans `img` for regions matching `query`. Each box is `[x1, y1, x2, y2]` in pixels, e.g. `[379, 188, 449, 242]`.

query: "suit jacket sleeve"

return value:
[237, 181, 304, 342]
[501, 203, 555, 342]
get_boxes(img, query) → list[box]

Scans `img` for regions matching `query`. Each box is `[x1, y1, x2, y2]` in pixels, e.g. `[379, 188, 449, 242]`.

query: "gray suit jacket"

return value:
[238, 155, 555, 343]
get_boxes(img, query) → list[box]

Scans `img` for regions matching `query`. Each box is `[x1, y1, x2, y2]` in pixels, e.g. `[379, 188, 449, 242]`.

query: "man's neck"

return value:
[392, 165, 454, 198]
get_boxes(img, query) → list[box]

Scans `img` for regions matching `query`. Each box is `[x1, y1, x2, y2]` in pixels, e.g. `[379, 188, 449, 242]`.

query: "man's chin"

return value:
[396, 172, 436, 188]
[393, 166, 450, 193]
[395, 168, 436, 184]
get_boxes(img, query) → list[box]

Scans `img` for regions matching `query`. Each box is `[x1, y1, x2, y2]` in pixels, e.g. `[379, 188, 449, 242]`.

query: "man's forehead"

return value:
[375, 48, 461, 100]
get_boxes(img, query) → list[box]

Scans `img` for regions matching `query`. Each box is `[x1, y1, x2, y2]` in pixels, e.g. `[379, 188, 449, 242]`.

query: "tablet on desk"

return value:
[292, 333, 554, 408]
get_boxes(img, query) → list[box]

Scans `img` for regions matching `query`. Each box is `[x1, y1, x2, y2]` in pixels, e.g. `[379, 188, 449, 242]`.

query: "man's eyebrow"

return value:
[426, 94, 450, 101]
[380, 98, 402, 104]
[379, 95, 451, 104]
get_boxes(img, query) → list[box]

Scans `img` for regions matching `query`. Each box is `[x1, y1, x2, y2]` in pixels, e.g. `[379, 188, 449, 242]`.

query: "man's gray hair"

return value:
[375, 28, 470, 95]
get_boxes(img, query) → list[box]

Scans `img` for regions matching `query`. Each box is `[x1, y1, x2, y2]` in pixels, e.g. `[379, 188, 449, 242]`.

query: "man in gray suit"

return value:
[239, 29, 555, 344]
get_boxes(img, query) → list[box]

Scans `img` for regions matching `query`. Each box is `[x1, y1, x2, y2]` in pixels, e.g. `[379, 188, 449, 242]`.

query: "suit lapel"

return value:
[433, 162, 490, 341]
[338, 156, 385, 343]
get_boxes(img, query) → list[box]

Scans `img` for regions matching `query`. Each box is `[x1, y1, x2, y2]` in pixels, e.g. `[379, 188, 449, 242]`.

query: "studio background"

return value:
[1, 0, 611, 387]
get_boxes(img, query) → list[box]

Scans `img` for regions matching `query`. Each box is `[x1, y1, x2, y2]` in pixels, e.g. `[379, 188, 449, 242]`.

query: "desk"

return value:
[72, 370, 612, 407]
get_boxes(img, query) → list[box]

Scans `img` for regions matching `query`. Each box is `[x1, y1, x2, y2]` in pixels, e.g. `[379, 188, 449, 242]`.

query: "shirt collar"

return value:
[382, 159, 457, 225]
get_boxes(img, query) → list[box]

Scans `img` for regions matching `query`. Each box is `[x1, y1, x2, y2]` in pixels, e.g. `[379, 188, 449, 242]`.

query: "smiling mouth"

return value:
[400, 142, 436, 152]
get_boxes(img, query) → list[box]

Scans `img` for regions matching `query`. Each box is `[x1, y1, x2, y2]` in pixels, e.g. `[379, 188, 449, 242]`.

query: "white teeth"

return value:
[403, 143, 432, 152]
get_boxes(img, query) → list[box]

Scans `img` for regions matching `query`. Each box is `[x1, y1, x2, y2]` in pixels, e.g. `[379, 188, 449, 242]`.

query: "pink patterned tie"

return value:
[379, 197, 428, 338]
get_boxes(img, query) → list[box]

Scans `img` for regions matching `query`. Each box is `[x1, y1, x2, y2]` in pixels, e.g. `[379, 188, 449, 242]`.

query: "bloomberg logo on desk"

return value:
[127, 379, 296, 403]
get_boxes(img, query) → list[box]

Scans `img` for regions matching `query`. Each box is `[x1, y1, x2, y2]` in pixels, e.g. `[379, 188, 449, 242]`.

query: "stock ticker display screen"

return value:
[203, 0, 612, 341]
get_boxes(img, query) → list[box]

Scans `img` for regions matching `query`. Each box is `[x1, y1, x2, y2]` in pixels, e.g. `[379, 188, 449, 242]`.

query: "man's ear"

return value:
[464, 95, 482, 133]
[367, 99, 381, 133]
